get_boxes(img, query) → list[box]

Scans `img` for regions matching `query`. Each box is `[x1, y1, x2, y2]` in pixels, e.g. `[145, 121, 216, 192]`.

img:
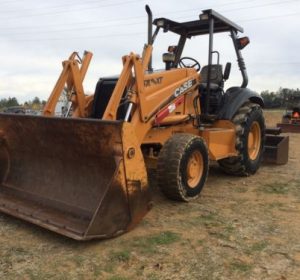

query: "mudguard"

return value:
[217, 87, 264, 120]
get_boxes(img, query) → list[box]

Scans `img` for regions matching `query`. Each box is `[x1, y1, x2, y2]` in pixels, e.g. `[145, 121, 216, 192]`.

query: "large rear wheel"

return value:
[218, 102, 265, 176]
[157, 134, 209, 201]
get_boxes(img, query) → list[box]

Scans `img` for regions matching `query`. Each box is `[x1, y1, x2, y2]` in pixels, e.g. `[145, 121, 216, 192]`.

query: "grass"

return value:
[108, 276, 129, 280]
[234, 186, 248, 193]
[0, 246, 33, 274]
[200, 212, 218, 222]
[109, 250, 131, 262]
[259, 182, 289, 195]
[145, 231, 180, 245]
[207, 223, 236, 241]
[194, 212, 236, 241]
[229, 199, 248, 212]
[184, 212, 237, 242]
[291, 179, 300, 198]
[130, 231, 181, 254]
[146, 273, 160, 280]
[244, 241, 268, 255]
[230, 261, 253, 273]
[103, 262, 115, 274]
[190, 212, 222, 228]
[262, 223, 278, 235]
[221, 224, 236, 239]
[23, 268, 60, 280]
[293, 179, 300, 185]
[197, 239, 205, 245]
[96, 249, 132, 277]
[267, 202, 285, 209]
[134, 231, 180, 246]
[250, 241, 268, 252]
[71, 254, 86, 267]
[0, 235, 179, 280]
[91, 263, 103, 278]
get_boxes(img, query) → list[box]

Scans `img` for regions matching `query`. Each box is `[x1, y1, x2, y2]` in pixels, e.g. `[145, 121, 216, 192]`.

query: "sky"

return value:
[0, 0, 299, 102]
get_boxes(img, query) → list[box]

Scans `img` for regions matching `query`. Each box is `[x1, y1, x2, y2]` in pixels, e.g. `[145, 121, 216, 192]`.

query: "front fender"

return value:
[218, 87, 264, 120]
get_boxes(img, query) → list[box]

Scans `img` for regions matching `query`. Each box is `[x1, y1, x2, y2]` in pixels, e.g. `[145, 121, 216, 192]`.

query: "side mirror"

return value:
[223, 62, 231, 80]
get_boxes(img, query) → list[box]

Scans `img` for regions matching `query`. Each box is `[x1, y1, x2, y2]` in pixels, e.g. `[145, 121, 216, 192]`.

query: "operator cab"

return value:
[162, 44, 232, 114]
[152, 9, 250, 118]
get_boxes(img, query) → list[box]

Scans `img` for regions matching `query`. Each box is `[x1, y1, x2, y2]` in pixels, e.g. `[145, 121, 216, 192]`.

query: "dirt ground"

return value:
[0, 110, 299, 280]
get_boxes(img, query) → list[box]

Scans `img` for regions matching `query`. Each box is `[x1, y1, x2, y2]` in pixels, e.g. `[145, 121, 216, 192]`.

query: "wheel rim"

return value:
[248, 121, 261, 160]
[186, 150, 203, 188]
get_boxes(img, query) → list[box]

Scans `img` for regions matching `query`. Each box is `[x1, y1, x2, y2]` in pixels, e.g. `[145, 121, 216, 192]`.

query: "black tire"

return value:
[218, 102, 265, 176]
[157, 134, 209, 202]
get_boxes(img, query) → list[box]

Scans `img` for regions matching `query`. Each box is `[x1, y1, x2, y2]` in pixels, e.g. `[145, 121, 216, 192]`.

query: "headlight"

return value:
[156, 19, 165, 27]
[199, 13, 209, 20]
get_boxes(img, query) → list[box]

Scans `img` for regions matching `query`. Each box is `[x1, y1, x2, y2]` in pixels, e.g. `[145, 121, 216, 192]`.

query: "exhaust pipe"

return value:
[145, 5, 153, 71]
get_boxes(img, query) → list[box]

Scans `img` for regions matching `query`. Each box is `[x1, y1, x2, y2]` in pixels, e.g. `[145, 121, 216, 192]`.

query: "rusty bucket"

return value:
[0, 114, 151, 240]
[263, 133, 289, 165]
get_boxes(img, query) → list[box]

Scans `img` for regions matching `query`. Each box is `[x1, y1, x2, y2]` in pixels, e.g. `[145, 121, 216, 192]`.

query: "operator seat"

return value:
[199, 64, 224, 115]
[199, 64, 223, 90]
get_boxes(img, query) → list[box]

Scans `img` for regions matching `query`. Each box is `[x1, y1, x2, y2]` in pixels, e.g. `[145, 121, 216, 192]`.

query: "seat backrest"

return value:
[200, 64, 223, 85]
[91, 78, 117, 119]
[91, 78, 128, 120]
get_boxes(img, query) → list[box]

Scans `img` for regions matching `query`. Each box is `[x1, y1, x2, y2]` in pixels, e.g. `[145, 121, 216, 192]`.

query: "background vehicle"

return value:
[277, 95, 300, 133]
[3, 106, 25, 114]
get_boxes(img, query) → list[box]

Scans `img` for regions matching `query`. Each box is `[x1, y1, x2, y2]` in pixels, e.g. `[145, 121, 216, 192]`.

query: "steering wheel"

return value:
[179, 57, 201, 72]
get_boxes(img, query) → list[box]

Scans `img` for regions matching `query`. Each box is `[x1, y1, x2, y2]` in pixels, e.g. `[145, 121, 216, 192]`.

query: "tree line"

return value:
[261, 88, 300, 109]
[0, 87, 299, 111]
[0, 96, 47, 111]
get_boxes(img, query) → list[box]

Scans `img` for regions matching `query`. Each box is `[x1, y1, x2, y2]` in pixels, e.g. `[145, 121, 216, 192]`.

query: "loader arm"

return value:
[102, 45, 153, 121]
[43, 51, 93, 117]
[102, 45, 199, 143]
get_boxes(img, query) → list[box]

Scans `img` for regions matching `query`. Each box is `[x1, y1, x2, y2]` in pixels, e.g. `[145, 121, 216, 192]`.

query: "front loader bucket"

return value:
[0, 114, 151, 240]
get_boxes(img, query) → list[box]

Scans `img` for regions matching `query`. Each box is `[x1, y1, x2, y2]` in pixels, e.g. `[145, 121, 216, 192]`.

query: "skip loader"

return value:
[0, 6, 269, 240]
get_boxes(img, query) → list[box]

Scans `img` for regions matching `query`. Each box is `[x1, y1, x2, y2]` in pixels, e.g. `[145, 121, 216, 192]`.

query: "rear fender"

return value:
[218, 87, 264, 120]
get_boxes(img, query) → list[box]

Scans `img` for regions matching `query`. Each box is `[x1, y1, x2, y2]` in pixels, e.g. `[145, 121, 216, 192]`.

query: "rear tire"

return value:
[157, 134, 209, 202]
[218, 102, 265, 176]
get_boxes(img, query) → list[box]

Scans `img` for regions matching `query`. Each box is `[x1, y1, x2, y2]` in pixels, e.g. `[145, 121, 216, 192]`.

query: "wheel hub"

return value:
[248, 121, 261, 160]
[187, 150, 203, 188]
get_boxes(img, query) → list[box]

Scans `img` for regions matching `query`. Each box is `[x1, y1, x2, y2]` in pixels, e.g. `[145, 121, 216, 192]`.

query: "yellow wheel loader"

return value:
[0, 7, 267, 240]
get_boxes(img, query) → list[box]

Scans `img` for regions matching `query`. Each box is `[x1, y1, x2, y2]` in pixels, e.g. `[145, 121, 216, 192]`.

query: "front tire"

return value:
[218, 102, 265, 176]
[157, 134, 209, 202]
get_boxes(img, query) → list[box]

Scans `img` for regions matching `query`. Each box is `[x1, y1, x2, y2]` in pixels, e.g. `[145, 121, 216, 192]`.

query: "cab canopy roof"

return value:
[153, 9, 243, 38]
